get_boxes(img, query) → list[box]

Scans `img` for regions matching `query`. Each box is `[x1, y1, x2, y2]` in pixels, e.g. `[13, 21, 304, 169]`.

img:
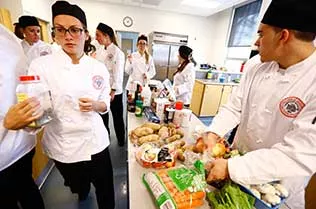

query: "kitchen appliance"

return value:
[148, 32, 188, 81]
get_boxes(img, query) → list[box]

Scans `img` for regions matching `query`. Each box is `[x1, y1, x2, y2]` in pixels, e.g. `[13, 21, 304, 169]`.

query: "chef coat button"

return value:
[256, 139, 263, 143]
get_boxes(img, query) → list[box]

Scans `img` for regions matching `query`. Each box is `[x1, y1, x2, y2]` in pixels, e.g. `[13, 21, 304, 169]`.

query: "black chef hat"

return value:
[179, 45, 192, 60]
[137, 35, 148, 43]
[97, 23, 114, 37]
[52, 1, 87, 27]
[262, 0, 316, 33]
[18, 16, 40, 28]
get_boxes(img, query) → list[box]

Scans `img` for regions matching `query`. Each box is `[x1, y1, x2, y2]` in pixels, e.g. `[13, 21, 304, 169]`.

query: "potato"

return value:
[165, 134, 182, 143]
[142, 122, 161, 131]
[133, 127, 154, 137]
[138, 134, 160, 145]
[176, 129, 184, 137]
[158, 126, 169, 139]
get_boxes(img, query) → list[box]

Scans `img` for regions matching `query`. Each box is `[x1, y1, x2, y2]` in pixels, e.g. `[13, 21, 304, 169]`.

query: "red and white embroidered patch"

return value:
[92, 75, 104, 90]
[279, 96, 305, 118]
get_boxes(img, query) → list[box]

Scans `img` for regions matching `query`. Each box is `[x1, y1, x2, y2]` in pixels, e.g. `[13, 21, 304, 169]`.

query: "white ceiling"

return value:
[92, 0, 250, 17]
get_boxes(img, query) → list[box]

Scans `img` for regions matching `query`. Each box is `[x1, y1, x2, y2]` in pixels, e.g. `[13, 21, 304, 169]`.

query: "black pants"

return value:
[0, 149, 45, 209]
[54, 148, 115, 209]
[101, 93, 126, 146]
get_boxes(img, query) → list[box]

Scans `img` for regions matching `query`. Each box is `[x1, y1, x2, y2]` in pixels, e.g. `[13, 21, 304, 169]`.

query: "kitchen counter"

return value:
[128, 112, 209, 209]
[196, 79, 240, 86]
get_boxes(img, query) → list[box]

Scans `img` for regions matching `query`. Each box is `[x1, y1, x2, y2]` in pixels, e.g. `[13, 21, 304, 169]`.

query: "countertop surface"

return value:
[128, 112, 210, 209]
[196, 79, 240, 86]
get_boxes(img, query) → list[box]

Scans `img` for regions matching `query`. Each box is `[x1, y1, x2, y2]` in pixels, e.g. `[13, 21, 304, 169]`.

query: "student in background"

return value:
[94, 23, 126, 146]
[28, 1, 115, 208]
[17, 15, 52, 65]
[0, 24, 45, 209]
[125, 34, 156, 91]
[173, 45, 196, 107]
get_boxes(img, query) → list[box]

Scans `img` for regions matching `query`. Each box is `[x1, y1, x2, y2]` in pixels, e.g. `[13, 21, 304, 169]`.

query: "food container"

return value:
[181, 109, 192, 127]
[239, 184, 286, 209]
[16, 75, 54, 128]
[164, 107, 175, 123]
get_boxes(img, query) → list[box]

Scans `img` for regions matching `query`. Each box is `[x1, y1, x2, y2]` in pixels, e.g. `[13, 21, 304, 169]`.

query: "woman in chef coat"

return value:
[28, 1, 115, 208]
[173, 45, 196, 107]
[17, 16, 52, 65]
[95, 23, 126, 146]
[125, 34, 156, 90]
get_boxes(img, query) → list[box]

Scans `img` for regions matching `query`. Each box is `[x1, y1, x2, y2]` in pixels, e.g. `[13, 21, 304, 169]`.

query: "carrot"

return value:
[190, 191, 205, 199]
[177, 199, 204, 209]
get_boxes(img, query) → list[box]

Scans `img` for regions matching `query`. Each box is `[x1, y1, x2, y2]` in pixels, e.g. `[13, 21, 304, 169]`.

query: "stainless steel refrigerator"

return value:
[149, 32, 188, 81]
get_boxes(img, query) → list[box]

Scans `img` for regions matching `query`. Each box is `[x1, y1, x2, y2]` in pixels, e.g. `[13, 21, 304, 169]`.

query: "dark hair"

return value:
[292, 30, 316, 42]
[272, 26, 316, 42]
[176, 45, 196, 74]
[137, 34, 148, 43]
[13, 23, 24, 39]
[84, 35, 96, 55]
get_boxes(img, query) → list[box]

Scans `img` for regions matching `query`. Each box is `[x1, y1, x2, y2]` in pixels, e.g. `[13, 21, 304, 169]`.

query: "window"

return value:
[228, 0, 262, 47]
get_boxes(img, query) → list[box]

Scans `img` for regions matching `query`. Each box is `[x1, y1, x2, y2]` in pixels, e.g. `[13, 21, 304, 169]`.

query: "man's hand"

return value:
[3, 97, 42, 130]
[206, 158, 229, 182]
[79, 98, 106, 112]
[110, 90, 115, 102]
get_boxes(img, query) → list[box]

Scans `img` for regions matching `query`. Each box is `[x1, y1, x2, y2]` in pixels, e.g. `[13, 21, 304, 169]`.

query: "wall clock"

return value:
[123, 16, 133, 27]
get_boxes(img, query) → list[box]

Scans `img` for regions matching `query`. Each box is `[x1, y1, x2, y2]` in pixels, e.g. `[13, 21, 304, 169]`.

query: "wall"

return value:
[207, 8, 233, 66]
[42, 0, 215, 64]
[21, 0, 53, 22]
[0, 0, 23, 23]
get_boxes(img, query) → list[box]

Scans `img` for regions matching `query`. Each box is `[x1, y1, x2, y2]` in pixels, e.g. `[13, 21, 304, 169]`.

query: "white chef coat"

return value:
[21, 39, 52, 66]
[95, 43, 125, 95]
[173, 62, 196, 105]
[125, 51, 156, 90]
[0, 25, 36, 171]
[208, 51, 316, 209]
[28, 49, 111, 163]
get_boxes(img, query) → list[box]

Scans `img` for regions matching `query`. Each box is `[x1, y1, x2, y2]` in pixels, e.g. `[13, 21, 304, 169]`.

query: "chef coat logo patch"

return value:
[279, 96, 305, 118]
[92, 75, 104, 90]
[40, 51, 49, 56]
[107, 54, 114, 61]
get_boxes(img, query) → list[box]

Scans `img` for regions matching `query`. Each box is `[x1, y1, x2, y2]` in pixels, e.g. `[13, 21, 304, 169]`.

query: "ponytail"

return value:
[144, 50, 149, 64]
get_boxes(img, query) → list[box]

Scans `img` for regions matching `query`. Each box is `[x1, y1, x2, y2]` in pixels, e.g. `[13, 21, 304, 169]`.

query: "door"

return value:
[167, 45, 180, 81]
[152, 44, 170, 80]
[121, 38, 133, 58]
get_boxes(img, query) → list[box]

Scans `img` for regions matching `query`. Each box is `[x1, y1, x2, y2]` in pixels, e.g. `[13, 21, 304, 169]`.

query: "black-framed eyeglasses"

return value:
[52, 26, 84, 37]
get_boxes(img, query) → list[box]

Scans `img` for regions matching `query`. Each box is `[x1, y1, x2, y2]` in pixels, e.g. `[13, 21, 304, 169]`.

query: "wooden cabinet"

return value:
[191, 80, 236, 117]
[219, 85, 233, 107]
[0, 8, 13, 31]
[200, 85, 222, 116]
[32, 130, 49, 181]
[191, 81, 204, 116]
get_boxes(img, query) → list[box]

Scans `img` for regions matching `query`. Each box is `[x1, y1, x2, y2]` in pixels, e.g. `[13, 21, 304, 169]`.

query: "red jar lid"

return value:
[19, 75, 40, 81]
[175, 101, 183, 110]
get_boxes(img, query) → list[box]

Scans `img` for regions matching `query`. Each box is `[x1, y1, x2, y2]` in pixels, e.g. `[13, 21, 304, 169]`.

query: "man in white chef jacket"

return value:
[0, 25, 45, 209]
[205, 0, 316, 208]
